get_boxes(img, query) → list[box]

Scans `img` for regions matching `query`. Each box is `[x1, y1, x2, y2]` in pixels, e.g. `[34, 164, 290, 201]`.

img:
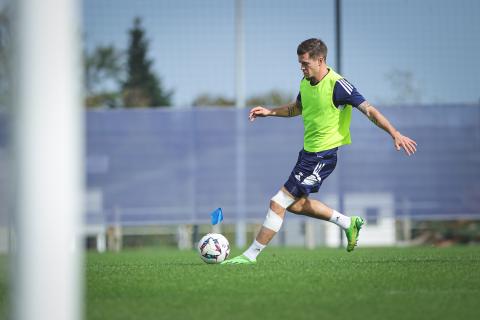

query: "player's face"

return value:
[298, 53, 323, 80]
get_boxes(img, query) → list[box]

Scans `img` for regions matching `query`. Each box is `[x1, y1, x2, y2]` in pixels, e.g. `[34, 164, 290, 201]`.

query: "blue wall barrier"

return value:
[85, 105, 480, 225]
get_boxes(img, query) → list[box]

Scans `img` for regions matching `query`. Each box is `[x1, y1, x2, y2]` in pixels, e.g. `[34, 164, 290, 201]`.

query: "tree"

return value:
[123, 17, 172, 107]
[192, 93, 234, 107]
[192, 90, 293, 108]
[84, 44, 123, 108]
[246, 89, 293, 107]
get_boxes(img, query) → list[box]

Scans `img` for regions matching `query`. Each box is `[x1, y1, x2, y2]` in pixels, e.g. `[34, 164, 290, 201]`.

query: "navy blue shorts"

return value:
[284, 148, 338, 198]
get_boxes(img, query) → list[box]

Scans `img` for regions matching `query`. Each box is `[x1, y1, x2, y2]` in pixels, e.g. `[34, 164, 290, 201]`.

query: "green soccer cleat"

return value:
[345, 216, 365, 252]
[221, 255, 256, 265]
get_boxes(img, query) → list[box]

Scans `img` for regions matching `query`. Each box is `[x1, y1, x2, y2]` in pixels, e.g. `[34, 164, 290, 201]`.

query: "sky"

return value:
[82, 0, 480, 107]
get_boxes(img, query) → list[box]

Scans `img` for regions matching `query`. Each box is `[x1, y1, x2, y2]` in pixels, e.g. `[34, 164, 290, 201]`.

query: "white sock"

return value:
[329, 210, 351, 230]
[243, 240, 266, 261]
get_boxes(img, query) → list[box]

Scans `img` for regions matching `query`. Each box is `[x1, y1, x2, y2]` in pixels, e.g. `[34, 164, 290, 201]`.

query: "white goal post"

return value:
[12, 0, 84, 319]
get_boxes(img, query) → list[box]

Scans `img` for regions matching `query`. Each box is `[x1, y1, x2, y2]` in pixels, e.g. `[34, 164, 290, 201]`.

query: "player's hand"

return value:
[249, 106, 272, 122]
[393, 132, 417, 156]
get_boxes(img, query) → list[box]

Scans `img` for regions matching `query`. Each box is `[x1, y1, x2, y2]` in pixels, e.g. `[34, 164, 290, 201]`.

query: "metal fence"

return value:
[85, 105, 480, 227]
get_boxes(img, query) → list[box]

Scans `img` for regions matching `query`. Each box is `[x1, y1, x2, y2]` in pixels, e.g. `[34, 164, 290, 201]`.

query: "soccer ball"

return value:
[197, 233, 230, 264]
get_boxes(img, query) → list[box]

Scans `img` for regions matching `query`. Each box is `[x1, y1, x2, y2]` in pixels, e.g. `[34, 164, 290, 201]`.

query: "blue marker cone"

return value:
[210, 208, 224, 225]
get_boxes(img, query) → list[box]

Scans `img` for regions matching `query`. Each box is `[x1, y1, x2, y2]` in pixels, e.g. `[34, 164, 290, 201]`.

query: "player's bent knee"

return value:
[271, 189, 295, 209]
[288, 203, 302, 214]
[287, 198, 306, 214]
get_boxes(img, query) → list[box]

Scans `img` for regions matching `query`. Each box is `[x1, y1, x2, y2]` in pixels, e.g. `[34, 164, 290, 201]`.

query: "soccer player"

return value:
[222, 38, 417, 265]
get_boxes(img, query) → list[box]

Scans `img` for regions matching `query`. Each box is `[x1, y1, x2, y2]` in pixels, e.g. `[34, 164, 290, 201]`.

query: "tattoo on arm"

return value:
[287, 102, 301, 117]
[358, 101, 398, 138]
[287, 105, 295, 117]
[357, 101, 369, 116]
[358, 101, 378, 126]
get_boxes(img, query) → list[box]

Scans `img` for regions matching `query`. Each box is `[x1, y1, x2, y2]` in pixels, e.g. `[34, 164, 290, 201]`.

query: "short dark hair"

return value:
[297, 38, 328, 59]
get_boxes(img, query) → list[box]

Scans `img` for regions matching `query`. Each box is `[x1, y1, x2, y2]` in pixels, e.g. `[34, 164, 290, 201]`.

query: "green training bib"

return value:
[300, 68, 352, 152]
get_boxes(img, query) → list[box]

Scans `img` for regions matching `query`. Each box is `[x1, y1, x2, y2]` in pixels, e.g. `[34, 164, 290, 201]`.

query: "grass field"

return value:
[83, 246, 479, 320]
[0, 246, 478, 319]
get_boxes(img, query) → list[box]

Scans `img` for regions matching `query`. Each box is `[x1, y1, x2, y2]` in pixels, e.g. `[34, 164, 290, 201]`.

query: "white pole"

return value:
[235, 0, 246, 109]
[12, 0, 84, 319]
[235, 0, 246, 248]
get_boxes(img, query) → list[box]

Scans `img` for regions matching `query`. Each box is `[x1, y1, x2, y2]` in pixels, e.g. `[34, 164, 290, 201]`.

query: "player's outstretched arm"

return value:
[249, 100, 301, 122]
[357, 101, 417, 156]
